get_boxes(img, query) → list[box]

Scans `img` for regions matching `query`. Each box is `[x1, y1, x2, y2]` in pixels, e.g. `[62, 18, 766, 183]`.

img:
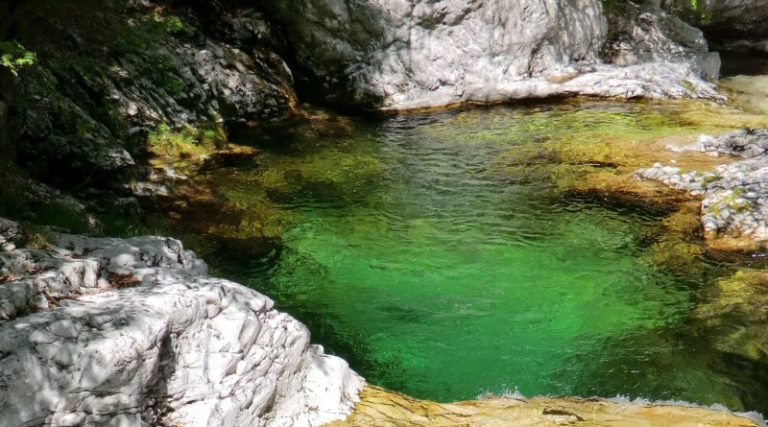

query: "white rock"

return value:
[263, 0, 720, 111]
[0, 229, 363, 427]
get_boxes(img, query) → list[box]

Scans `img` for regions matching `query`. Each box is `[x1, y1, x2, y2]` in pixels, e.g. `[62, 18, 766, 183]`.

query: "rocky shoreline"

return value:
[3, 0, 768, 425]
[636, 127, 768, 249]
[1, 218, 764, 426]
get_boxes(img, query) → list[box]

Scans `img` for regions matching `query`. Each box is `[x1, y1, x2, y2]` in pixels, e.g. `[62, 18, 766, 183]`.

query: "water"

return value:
[194, 100, 768, 413]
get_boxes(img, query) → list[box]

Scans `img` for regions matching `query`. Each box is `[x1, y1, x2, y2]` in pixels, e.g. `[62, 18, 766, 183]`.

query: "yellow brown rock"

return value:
[328, 386, 759, 427]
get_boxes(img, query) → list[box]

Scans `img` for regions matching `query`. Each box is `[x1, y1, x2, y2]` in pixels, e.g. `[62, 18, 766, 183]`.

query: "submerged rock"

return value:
[1, 219, 762, 426]
[263, 0, 720, 111]
[695, 270, 768, 362]
[0, 220, 363, 426]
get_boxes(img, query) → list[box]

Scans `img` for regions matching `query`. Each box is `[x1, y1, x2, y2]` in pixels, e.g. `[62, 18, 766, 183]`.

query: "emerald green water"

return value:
[201, 101, 768, 414]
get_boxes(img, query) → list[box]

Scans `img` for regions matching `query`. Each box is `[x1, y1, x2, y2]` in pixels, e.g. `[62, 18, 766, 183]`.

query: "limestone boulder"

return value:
[263, 0, 721, 110]
[603, 1, 721, 81]
[0, 226, 363, 427]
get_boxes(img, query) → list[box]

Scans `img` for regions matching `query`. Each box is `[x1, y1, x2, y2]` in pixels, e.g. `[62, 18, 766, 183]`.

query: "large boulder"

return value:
[265, 0, 607, 109]
[263, 0, 720, 110]
[664, 0, 768, 44]
[602, 0, 721, 81]
[0, 223, 363, 427]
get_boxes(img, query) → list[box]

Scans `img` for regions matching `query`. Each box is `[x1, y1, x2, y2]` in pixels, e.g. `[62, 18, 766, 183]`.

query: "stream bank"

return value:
[3, 0, 768, 426]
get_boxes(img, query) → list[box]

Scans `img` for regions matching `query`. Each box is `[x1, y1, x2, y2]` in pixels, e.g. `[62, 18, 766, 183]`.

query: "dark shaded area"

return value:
[0, 0, 298, 237]
[718, 49, 768, 77]
[561, 188, 685, 218]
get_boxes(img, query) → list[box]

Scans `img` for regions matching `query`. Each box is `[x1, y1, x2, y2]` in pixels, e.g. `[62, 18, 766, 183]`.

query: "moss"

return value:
[154, 13, 196, 37]
[113, 12, 194, 55]
[650, 238, 705, 274]
[11, 226, 55, 250]
[148, 121, 228, 158]
[706, 189, 751, 218]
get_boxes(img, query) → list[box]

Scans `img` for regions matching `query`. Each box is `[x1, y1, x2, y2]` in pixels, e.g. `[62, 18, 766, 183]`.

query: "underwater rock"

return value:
[263, 0, 720, 111]
[0, 221, 363, 426]
[1, 221, 762, 426]
[695, 270, 768, 361]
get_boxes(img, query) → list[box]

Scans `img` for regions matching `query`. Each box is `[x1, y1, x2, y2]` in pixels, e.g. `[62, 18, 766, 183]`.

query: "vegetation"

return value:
[148, 120, 228, 157]
[0, 41, 36, 77]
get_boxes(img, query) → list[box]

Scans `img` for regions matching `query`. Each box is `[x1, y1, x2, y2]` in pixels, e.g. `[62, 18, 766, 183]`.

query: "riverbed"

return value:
[167, 93, 768, 415]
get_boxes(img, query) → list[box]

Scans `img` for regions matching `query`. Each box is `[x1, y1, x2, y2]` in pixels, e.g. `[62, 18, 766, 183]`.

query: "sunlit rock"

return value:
[263, 0, 720, 111]
[0, 223, 363, 426]
[328, 385, 761, 426]
[603, 0, 721, 81]
[636, 127, 768, 245]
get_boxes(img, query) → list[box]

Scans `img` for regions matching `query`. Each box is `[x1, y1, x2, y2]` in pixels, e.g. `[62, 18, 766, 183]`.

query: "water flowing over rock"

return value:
[263, 0, 720, 111]
[0, 220, 363, 427]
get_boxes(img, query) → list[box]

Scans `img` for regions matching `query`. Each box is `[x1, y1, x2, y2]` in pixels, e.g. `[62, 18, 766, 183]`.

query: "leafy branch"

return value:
[0, 41, 36, 77]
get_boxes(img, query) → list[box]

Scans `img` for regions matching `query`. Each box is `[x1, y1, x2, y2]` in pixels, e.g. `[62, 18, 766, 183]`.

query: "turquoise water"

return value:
[204, 102, 768, 413]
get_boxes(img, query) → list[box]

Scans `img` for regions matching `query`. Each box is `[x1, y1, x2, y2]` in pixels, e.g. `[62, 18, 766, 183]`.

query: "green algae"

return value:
[151, 97, 768, 414]
[696, 270, 768, 362]
[260, 149, 386, 201]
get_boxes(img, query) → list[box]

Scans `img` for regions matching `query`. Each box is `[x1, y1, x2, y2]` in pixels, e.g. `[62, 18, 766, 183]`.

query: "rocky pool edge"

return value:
[0, 218, 764, 426]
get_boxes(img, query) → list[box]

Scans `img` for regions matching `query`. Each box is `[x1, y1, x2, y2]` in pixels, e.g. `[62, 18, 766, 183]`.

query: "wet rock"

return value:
[0, 224, 363, 426]
[329, 385, 761, 426]
[636, 127, 768, 242]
